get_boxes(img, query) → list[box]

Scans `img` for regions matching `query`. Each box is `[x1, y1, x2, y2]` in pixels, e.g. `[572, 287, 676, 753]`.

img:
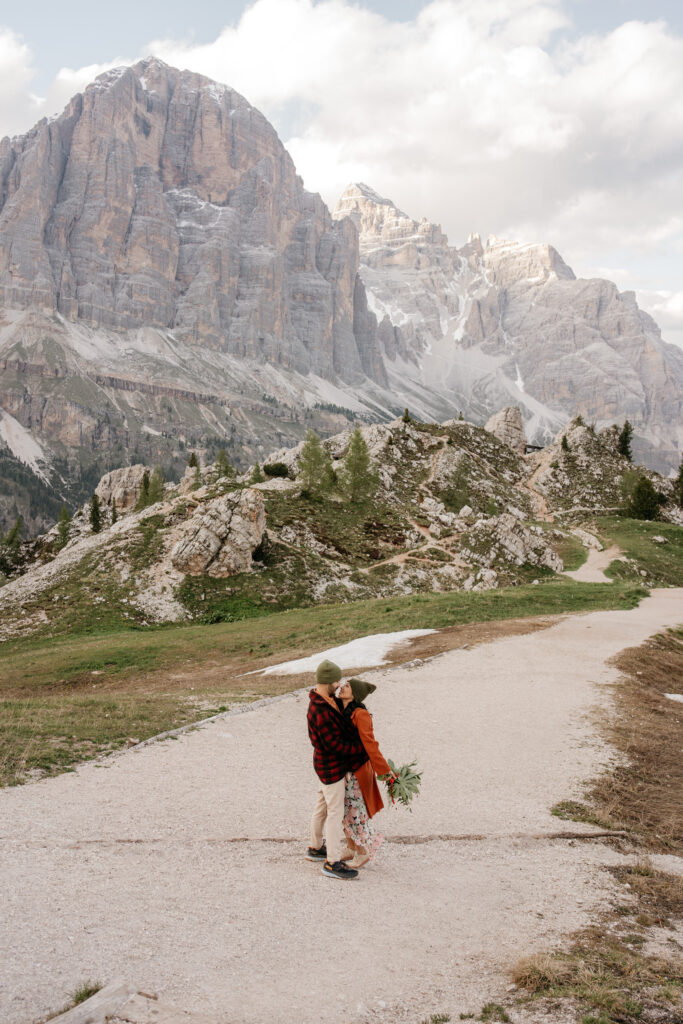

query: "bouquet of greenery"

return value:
[382, 759, 422, 810]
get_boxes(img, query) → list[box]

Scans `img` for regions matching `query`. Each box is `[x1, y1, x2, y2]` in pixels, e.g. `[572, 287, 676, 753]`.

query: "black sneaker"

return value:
[305, 844, 327, 861]
[321, 859, 359, 880]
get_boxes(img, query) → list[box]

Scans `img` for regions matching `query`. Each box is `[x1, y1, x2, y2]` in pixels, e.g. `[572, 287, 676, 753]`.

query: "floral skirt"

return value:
[342, 772, 383, 861]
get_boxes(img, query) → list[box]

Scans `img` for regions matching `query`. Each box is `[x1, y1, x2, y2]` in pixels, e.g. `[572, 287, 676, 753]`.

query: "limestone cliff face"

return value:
[0, 59, 380, 384]
[334, 184, 683, 472]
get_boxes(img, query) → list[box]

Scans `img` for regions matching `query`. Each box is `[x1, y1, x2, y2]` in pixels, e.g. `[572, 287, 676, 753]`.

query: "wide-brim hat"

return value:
[348, 678, 376, 703]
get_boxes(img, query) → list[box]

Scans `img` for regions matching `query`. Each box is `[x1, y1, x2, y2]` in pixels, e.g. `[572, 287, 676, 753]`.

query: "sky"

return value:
[2, 0, 683, 347]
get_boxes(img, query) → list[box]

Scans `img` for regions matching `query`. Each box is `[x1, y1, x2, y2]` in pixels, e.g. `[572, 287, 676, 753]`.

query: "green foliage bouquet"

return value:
[382, 759, 422, 810]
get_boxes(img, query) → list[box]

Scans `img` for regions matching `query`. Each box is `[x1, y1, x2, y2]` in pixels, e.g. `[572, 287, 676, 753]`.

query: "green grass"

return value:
[596, 516, 683, 586]
[69, 982, 102, 1006]
[0, 579, 645, 696]
[0, 693, 222, 786]
[550, 800, 615, 831]
[0, 578, 644, 785]
[550, 531, 588, 571]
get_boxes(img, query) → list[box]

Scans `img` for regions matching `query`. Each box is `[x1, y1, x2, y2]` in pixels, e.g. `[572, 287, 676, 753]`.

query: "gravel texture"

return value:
[2, 588, 682, 1024]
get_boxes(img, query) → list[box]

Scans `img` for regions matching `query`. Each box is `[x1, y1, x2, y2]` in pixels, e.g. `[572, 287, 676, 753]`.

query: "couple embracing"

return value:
[306, 658, 396, 880]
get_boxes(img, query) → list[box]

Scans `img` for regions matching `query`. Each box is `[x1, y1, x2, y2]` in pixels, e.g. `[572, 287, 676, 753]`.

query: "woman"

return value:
[336, 677, 395, 868]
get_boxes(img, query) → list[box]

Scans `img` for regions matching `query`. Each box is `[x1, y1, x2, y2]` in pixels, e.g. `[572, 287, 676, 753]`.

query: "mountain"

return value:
[0, 59, 391, 531]
[0, 63, 681, 535]
[333, 183, 683, 473]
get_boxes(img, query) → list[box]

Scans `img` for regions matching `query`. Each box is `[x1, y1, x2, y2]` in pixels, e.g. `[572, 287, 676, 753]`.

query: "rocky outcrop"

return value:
[485, 407, 526, 455]
[334, 184, 683, 473]
[170, 488, 265, 576]
[95, 465, 148, 510]
[460, 514, 563, 573]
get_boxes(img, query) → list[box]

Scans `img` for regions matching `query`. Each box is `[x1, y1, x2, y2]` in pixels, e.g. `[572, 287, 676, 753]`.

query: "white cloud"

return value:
[637, 289, 683, 349]
[2, 1, 683, 346]
[0, 27, 41, 137]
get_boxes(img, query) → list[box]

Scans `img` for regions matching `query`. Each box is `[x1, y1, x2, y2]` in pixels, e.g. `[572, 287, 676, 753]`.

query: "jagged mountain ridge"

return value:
[0, 62, 681, 535]
[334, 183, 683, 473]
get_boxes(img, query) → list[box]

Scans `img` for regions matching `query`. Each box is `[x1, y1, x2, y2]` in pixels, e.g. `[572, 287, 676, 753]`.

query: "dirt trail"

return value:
[2, 589, 682, 1024]
[518, 458, 553, 521]
[563, 544, 622, 583]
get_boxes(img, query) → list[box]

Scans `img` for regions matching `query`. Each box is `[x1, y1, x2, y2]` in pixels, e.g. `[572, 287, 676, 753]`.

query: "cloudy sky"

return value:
[2, 0, 683, 346]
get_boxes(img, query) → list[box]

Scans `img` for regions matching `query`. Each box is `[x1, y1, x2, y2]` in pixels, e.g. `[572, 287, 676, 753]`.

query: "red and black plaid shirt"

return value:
[307, 689, 368, 784]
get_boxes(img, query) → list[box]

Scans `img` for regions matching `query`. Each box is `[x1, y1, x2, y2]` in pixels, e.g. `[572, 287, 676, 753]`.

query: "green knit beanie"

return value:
[349, 678, 377, 703]
[316, 659, 342, 686]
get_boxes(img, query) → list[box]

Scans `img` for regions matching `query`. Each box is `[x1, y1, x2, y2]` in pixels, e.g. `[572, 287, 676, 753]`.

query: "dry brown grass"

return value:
[587, 627, 683, 853]
[511, 627, 683, 1024]
[512, 928, 683, 1022]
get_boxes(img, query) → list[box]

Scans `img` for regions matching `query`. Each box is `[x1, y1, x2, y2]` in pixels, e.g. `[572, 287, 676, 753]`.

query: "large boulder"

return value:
[484, 407, 527, 455]
[95, 465, 149, 510]
[170, 488, 265, 577]
[459, 514, 562, 572]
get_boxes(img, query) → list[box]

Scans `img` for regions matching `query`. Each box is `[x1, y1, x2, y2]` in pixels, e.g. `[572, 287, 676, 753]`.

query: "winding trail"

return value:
[2, 589, 682, 1024]
[564, 544, 623, 583]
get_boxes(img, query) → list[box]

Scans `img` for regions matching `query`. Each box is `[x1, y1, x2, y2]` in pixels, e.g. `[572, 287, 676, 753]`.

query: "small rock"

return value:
[652, 535, 667, 544]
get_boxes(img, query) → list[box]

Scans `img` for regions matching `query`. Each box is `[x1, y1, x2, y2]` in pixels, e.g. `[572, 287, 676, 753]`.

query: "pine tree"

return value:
[148, 466, 165, 503]
[89, 494, 102, 533]
[627, 475, 659, 520]
[676, 457, 683, 508]
[56, 506, 71, 549]
[618, 420, 633, 461]
[5, 515, 24, 550]
[402, 408, 411, 423]
[188, 452, 199, 469]
[215, 448, 233, 478]
[111, 499, 118, 525]
[298, 430, 333, 496]
[561, 435, 570, 452]
[339, 428, 378, 504]
[249, 462, 265, 484]
[135, 470, 151, 510]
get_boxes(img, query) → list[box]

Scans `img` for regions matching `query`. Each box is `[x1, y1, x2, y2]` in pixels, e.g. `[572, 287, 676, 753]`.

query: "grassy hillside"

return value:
[0, 578, 644, 786]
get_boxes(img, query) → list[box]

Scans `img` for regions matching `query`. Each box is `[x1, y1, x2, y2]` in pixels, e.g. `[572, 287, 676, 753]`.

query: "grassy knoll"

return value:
[0, 579, 643, 785]
[595, 516, 683, 586]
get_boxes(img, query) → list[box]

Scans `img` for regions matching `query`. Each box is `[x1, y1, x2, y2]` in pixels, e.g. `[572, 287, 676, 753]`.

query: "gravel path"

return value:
[2, 589, 682, 1024]
[563, 544, 622, 583]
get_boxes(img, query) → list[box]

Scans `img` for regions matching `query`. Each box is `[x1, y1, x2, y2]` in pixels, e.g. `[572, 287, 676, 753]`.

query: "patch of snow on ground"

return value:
[515, 363, 525, 392]
[0, 411, 49, 481]
[252, 629, 436, 676]
[665, 693, 683, 704]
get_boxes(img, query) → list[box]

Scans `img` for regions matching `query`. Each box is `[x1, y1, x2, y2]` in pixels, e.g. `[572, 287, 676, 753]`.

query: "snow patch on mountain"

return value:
[0, 410, 49, 481]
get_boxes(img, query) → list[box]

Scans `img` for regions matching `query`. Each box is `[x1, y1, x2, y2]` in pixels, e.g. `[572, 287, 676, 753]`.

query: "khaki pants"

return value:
[310, 776, 346, 863]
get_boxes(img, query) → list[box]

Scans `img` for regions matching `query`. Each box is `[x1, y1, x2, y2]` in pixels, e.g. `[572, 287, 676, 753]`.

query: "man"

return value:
[306, 658, 369, 880]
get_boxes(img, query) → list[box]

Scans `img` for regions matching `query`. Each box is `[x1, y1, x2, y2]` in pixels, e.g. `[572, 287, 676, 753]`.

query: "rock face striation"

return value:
[0, 60, 381, 384]
[334, 183, 683, 472]
[485, 407, 527, 456]
[170, 488, 265, 577]
[95, 465, 149, 511]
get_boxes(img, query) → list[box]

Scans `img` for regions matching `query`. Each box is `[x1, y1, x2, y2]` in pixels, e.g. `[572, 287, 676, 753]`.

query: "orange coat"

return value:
[351, 706, 392, 818]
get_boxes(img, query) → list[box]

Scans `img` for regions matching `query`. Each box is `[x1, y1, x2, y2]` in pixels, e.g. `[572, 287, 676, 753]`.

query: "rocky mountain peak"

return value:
[483, 236, 576, 285]
[0, 61, 383, 384]
[334, 182, 449, 255]
[338, 183, 683, 472]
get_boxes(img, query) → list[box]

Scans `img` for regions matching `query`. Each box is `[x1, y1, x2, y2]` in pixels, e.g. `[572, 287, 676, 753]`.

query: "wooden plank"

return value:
[47, 979, 137, 1024]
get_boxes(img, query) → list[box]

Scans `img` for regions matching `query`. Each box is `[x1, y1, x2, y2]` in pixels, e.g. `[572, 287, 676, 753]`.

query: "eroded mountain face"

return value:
[0, 64, 681, 532]
[0, 59, 381, 384]
[334, 184, 683, 472]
